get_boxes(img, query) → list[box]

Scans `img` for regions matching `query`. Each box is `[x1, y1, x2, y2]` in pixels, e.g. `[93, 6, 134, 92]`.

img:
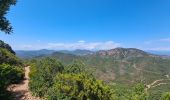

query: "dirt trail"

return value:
[132, 64, 170, 91]
[8, 66, 41, 100]
[146, 79, 170, 91]
[133, 64, 161, 75]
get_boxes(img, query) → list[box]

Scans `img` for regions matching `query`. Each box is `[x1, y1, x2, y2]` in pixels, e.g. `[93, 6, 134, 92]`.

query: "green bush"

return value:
[0, 40, 15, 54]
[130, 83, 148, 100]
[109, 83, 148, 100]
[0, 64, 24, 99]
[46, 73, 111, 100]
[29, 57, 64, 97]
[29, 57, 150, 100]
[0, 48, 22, 65]
[162, 92, 170, 100]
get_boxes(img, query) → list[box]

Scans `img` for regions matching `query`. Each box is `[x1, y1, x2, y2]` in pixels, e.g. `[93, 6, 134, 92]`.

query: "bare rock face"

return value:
[96, 47, 149, 59]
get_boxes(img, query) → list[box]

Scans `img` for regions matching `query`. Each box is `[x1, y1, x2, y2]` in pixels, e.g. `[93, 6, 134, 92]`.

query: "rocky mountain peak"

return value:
[96, 48, 149, 59]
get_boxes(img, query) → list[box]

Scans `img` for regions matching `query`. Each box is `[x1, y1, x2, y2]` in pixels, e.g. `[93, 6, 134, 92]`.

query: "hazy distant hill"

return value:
[31, 48, 170, 84]
[16, 48, 170, 59]
[59, 49, 94, 56]
[147, 50, 170, 56]
[16, 48, 170, 85]
[45, 51, 80, 65]
[15, 49, 56, 58]
[16, 49, 94, 58]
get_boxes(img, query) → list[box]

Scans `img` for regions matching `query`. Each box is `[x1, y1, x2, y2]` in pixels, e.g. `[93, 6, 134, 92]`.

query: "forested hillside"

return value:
[0, 40, 24, 99]
[28, 57, 149, 100]
[24, 48, 170, 100]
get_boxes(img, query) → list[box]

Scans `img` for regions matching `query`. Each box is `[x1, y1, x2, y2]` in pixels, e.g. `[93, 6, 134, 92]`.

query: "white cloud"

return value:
[145, 38, 170, 45]
[47, 41, 120, 50]
[147, 47, 170, 51]
[160, 38, 170, 42]
[21, 45, 33, 48]
[14, 41, 120, 50]
[78, 40, 86, 43]
[142, 38, 170, 51]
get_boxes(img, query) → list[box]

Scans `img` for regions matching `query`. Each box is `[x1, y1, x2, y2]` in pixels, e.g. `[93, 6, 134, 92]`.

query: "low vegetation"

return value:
[0, 41, 24, 99]
[28, 57, 170, 100]
[0, 40, 170, 100]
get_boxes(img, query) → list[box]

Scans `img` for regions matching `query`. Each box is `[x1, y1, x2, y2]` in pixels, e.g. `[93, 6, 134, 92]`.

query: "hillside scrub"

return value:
[0, 41, 24, 99]
[29, 57, 150, 100]
[0, 63, 24, 99]
[0, 48, 22, 65]
[162, 92, 170, 100]
[29, 58, 64, 97]
[0, 40, 15, 54]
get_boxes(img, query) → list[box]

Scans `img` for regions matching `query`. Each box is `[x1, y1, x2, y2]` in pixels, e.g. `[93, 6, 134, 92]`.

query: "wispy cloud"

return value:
[15, 41, 121, 50]
[21, 45, 33, 48]
[77, 40, 86, 43]
[143, 38, 170, 51]
[47, 41, 120, 50]
[147, 47, 170, 51]
[159, 38, 170, 42]
[144, 38, 170, 45]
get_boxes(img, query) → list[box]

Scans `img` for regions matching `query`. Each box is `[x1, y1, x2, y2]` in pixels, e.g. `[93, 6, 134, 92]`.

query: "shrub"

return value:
[46, 73, 111, 100]
[162, 92, 170, 100]
[29, 57, 64, 97]
[0, 48, 22, 65]
[0, 40, 15, 54]
[0, 64, 24, 99]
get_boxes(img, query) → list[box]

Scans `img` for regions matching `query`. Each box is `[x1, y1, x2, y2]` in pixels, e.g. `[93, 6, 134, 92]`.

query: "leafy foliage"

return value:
[162, 92, 170, 100]
[29, 57, 150, 100]
[0, 0, 16, 34]
[109, 83, 148, 100]
[29, 57, 64, 97]
[0, 40, 15, 54]
[46, 73, 111, 100]
[0, 48, 21, 65]
[0, 63, 23, 99]
[64, 60, 86, 74]
[0, 41, 23, 99]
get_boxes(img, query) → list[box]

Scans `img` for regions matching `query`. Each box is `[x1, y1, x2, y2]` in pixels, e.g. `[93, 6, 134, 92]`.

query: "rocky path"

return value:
[8, 66, 41, 100]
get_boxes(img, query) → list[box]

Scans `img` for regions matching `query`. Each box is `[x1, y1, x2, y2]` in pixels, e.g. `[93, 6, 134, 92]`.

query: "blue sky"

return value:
[0, 0, 170, 50]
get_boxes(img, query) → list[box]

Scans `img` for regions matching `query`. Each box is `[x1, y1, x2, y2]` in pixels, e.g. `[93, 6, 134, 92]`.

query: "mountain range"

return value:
[15, 48, 170, 59]
[16, 47, 170, 96]
[16, 48, 170, 82]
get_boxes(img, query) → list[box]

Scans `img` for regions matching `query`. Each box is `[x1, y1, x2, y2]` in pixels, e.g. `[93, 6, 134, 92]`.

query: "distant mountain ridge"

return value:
[15, 47, 170, 59]
[147, 50, 170, 56]
[15, 49, 56, 58]
[59, 49, 94, 56]
[95, 48, 150, 59]
[15, 47, 170, 98]
[15, 49, 94, 58]
[36, 48, 170, 83]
